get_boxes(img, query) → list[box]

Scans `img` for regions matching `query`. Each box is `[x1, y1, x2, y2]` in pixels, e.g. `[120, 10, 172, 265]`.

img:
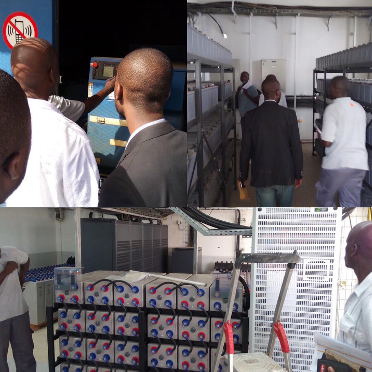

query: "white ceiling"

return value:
[187, 0, 372, 7]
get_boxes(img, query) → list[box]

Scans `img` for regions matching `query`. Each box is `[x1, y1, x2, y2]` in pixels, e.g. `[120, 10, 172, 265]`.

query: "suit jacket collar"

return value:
[119, 121, 175, 164]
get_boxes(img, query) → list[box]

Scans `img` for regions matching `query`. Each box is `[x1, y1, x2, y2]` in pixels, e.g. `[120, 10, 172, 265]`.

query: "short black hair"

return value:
[0, 69, 31, 164]
[118, 48, 173, 114]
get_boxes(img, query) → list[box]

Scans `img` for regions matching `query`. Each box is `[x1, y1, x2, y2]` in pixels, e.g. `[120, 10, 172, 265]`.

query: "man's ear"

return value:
[49, 68, 55, 84]
[351, 243, 358, 258]
[3, 152, 22, 180]
[115, 83, 123, 102]
[167, 91, 171, 100]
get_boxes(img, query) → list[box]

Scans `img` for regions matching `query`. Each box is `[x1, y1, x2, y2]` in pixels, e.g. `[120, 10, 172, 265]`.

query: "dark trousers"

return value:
[316, 167, 366, 207]
[0, 312, 36, 372]
[255, 184, 295, 207]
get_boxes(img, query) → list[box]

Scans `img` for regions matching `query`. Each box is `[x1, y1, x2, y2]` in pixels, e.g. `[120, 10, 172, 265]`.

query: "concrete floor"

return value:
[228, 142, 322, 207]
[7, 322, 58, 372]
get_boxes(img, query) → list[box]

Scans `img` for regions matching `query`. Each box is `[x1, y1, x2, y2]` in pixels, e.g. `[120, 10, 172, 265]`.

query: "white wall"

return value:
[190, 14, 371, 139]
[0, 208, 59, 268]
[196, 208, 253, 273]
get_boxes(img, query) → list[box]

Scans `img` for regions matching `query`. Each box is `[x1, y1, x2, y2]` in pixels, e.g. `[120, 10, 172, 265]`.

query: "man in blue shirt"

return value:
[235, 71, 259, 118]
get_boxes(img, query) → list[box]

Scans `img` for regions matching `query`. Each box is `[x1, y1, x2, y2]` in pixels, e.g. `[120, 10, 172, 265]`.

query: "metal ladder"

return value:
[212, 250, 301, 372]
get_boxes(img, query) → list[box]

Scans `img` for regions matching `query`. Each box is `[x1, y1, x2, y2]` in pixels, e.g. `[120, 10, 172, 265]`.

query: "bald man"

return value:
[99, 48, 186, 207]
[316, 76, 368, 207]
[6, 38, 99, 207]
[0, 69, 31, 205]
[336, 221, 372, 354]
[240, 78, 303, 207]
[258, 74, 287, 108]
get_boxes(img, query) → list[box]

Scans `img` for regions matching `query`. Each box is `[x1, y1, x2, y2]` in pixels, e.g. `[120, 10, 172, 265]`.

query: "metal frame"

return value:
[187, 61, 237, 207]
[212, 251, 301, 372]
[170, 207, 252, 236]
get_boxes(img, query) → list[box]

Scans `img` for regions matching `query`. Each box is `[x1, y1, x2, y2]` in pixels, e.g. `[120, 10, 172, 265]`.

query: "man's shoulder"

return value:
[31, 104, 89, 142]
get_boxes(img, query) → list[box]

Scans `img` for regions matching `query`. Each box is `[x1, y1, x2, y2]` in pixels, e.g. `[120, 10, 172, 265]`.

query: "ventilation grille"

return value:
[251, 208, 340, 372]
[116, 241, 131, 271]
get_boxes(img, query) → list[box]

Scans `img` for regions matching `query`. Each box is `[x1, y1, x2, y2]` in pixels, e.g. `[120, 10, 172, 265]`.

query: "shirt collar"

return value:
[354, 271, 372, 297]
[27, 97, 61, 114]
[126, 118, 166, 147]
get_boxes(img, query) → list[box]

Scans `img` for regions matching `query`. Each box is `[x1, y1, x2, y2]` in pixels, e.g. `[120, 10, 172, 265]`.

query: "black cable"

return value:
[208, 14, 225, 36]
[202, 340, 209, 354]
[77, 331, 84, 344]
[111, 280, 133, 289]
[76, 301, 82, 315]
[107, 333, 113, 348]
[119, 304, 127, 320]
[182, 208, 248, 230]
[63, 358, 70, 369]
[169, 337, 177, 354]
[63, 330, 70, 342]
[89, 303, 98, 319]
[152, 281, 179, 292]
[201, 308, 209, 325]
[154, 337, 162, 353]
[186, 339, 193, 354]
[88, 279, 113, 290]
[238, 275, 250, 311]
[91, 332, 98, 347]
[152, 305, 161, 324]
[233, 310, 242, 329]
[104, 304, 112, 319]
[186, 308, 193, 323]
[105, 362, 113, 372]
[61, 301, 69, 314]
[170, 282, 201, 293]
[153, 367, 160, 372]
[93, 361, 99, 372]
[166, 307, 176, 325]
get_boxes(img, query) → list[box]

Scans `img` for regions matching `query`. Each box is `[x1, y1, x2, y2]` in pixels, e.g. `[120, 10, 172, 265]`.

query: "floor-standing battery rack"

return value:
[47, 271, 249, 372]
[187, 24, 237, 207]
[313, 42, 372, 205]
[250, 207, 342, 372]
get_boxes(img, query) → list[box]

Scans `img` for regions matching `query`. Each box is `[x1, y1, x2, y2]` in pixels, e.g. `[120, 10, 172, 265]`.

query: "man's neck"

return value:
[355, 266, 372, 284]
[25, 91, 49, 101]
[127, 113, 165, 135]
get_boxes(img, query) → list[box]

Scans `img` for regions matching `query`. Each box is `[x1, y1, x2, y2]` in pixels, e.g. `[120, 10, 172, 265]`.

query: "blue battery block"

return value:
[87, 56, 186, 169]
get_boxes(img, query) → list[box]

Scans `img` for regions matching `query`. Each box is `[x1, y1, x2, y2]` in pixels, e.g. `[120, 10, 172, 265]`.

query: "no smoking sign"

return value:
[2, 12, 38, 50]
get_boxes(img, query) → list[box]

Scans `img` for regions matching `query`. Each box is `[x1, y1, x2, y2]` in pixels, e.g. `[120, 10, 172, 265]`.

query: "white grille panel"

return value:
[250, 207, 341, 372]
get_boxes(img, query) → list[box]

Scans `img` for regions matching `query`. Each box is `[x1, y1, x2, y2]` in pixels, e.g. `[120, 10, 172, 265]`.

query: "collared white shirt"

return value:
[6, 98, 99, 207]
[48, 95, 85, 122]
[322, 97, 368, 170]
[126, 118, 166, 147]
[259, 91, 288, 107]
[0, 247, 29, 323]
[337, 272, 372, 353]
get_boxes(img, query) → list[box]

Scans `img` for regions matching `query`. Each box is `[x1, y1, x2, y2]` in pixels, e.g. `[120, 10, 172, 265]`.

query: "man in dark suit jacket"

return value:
[240, 78, 303, 207]
[98, 48, 186, 207]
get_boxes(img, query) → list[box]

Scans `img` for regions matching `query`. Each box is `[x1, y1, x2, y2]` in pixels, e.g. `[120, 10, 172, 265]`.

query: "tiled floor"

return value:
[7, 322, 58, 372]
[228, 142, 322, 207]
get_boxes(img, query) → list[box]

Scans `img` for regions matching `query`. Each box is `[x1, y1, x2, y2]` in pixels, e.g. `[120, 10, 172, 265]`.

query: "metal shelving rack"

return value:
[187, 25, 237, 207]
[313, 44, 372, 205]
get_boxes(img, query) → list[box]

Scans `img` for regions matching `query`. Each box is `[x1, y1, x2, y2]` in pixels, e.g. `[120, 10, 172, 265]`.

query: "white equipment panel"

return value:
[261, 60, 287, 92]
[250, 207, 341, 372]
[232, 353, 286, 372]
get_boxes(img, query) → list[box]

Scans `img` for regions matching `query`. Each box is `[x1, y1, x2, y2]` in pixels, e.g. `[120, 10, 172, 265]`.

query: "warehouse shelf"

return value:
[187, 24, 236, 207]
[316, 42, 372, 70]
[313, 56, 372, 206]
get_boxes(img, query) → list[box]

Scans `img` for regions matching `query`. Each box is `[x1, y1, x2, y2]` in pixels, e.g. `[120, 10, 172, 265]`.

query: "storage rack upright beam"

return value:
[313, 44, 372, 205]
[187, 24, 236, 207]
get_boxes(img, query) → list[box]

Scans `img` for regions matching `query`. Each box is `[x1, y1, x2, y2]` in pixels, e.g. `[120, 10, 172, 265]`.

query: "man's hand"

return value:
[104, 76, 116, 93]
[317, 131, 321, 140]
[294, 179, 302, 188]
[4, 261, 18, 275]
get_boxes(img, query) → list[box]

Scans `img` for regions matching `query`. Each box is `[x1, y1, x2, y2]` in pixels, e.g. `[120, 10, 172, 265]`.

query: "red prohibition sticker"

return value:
[3, 12, 38, 50]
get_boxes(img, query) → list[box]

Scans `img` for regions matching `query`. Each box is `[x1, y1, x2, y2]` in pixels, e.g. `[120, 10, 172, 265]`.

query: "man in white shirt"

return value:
[258, 74, 287, 108]
[0, 69, 31, 206]
[337, 221, 372, 354]
[316, 76, 368, 207]
[48, 76, 116, 122]
[6, 37, 99, 207]
[0, 246, 36, 372]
